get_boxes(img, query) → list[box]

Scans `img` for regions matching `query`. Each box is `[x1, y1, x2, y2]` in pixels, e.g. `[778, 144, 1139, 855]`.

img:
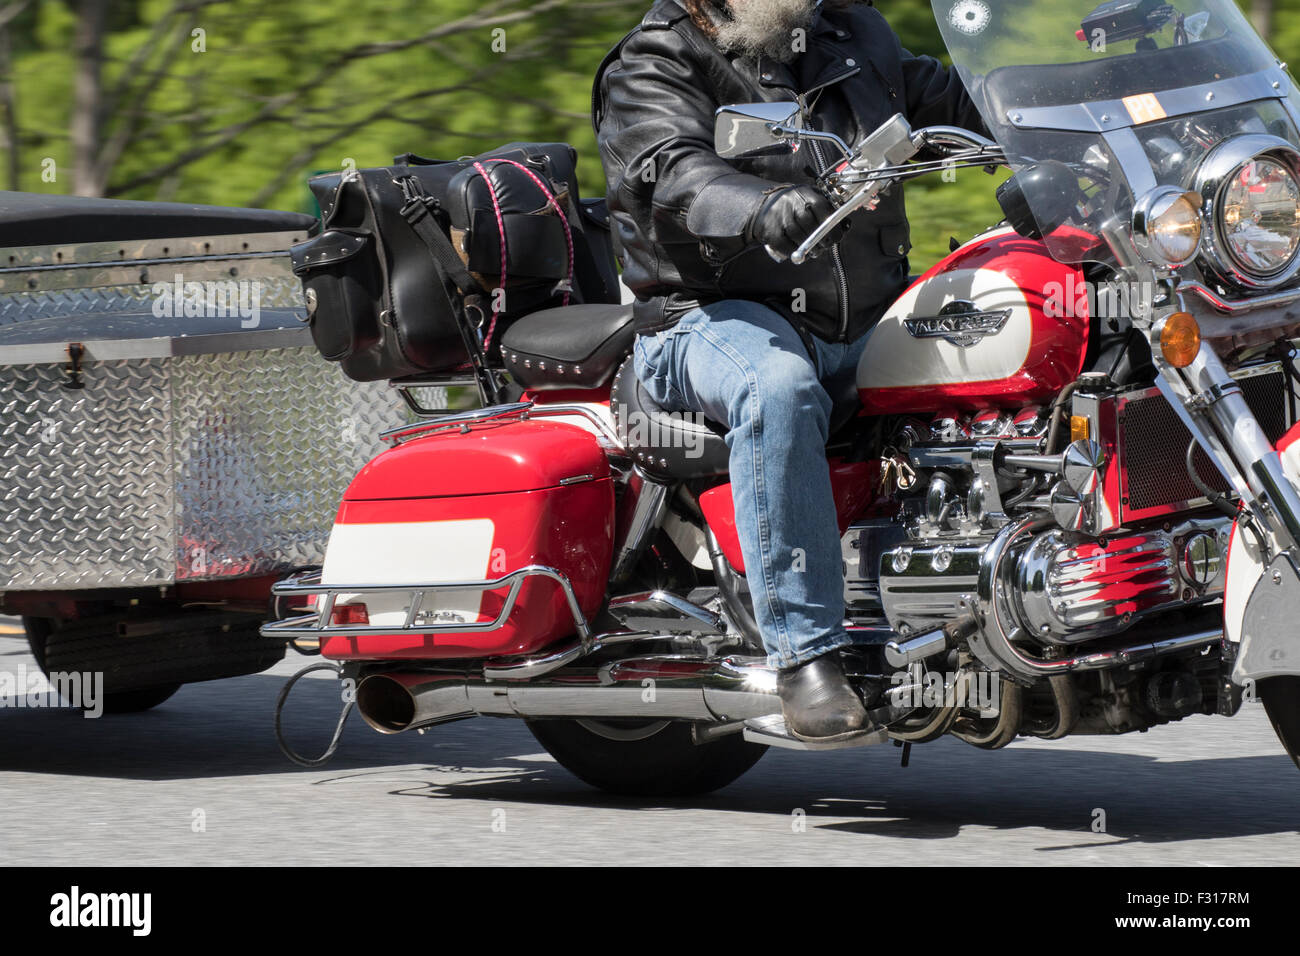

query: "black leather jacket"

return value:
[593, 0, 987, 342]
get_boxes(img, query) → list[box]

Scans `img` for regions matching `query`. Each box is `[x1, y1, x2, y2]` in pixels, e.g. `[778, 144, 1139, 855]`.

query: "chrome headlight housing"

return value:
[1132, 186, 1203, 267]
[1194, 134, 1300, 290]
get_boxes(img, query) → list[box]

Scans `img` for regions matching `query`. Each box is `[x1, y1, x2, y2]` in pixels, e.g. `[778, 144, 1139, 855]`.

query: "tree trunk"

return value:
[1250, 0, 1274, 40]
[0, 22, 17, 191]
[70, 0, 107, 196]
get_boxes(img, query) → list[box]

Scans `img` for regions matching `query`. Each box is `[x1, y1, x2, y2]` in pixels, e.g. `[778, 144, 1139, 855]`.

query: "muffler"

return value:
[355, 655, 782, 734]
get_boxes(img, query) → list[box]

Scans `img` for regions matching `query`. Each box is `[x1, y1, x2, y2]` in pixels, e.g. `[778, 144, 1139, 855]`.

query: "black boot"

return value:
[778, 652, 883, 743]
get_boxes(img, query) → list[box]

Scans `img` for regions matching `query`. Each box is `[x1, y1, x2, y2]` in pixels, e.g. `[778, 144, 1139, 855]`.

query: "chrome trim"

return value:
[261, 564, 592, 643]
[880, 540, 984, 632]
[1186, 283, 1300, 321]
[1102, 127, 1160, 205]
[522, 402, 626, 450]
[380, 402, 533, 444]
[884, 628, 950, 668]
[1192, 134, 1300, 291]
[607, 589, 724, 635]
[378, 400, 626, 452]
[351, 653, 784, 733]
[971, 515, 1224, 681]
[907, 437, 1044, 470]
[1159, 314, 1300, 552]
[610, 467, 670, 583]
[0, 230, 308, 267]
[1005, 68, 1288, 134]
[482, 640, 590, 681]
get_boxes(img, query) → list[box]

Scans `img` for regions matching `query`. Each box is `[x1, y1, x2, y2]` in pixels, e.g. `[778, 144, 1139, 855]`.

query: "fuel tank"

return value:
[857, 227, 1090, 414]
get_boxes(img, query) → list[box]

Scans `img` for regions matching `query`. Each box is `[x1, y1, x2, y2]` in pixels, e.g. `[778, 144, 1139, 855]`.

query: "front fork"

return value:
[1151, 291, 1300, 683]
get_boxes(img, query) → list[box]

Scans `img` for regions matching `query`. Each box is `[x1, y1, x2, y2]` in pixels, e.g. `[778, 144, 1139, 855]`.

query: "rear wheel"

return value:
[525, 718, 767, 796]
[1259, 676, 1300, 771]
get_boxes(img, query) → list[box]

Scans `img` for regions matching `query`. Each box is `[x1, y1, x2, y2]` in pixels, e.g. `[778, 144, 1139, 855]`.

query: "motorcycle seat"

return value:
[610, 357, 863, 482]
[500, 303, 635, 391]
[611, 357, 731, 480]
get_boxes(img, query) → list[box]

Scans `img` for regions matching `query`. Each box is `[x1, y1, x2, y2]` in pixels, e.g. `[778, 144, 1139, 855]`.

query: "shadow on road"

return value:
[2, 643, 1298, 848]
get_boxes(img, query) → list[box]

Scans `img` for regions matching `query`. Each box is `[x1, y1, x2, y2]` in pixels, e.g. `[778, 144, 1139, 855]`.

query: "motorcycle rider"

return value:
[594, 0, 987, 740]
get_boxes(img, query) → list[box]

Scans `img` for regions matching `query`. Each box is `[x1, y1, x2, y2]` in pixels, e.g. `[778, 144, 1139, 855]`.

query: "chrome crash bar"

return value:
[261, 565, 592, 644]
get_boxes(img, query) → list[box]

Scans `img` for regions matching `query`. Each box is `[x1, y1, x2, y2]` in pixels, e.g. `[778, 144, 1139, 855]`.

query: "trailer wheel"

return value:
[23, 608, 283, 714]
[1259, 676, 1300, 771]
[24, 618, 182, 713]
[525, 718, 766, 797]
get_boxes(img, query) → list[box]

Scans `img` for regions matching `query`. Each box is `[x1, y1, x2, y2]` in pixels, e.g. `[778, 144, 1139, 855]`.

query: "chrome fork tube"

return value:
[1159, 314, 1300, 553]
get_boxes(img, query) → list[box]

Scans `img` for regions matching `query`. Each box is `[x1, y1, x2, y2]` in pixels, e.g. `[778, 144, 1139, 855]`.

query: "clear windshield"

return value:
[931, 0, 1300, 263]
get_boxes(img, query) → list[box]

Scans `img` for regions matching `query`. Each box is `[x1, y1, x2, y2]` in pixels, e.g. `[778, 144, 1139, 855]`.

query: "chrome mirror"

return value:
[714, 102, 801, 159]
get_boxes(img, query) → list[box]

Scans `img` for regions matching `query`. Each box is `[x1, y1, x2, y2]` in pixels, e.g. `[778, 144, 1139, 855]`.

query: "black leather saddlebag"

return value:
[291, 142, 620, 382]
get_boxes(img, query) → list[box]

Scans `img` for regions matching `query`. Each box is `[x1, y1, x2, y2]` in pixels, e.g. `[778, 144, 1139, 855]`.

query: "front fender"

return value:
[1225, 422, 1300, 683]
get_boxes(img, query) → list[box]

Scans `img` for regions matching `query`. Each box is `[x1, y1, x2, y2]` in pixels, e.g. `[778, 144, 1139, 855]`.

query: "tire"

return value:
[1259, 676, 1300, 771]
[23, 609, 283, 714]
[24, 618, 181, 713]
[525, 718, 767, 797]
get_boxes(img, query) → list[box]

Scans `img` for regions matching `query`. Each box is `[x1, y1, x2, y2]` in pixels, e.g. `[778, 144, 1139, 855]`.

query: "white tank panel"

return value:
[857, 263, 1034, 391]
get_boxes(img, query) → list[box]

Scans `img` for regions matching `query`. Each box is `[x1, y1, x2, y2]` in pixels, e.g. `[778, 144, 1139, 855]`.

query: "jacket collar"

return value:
[756, 5, 859, 94]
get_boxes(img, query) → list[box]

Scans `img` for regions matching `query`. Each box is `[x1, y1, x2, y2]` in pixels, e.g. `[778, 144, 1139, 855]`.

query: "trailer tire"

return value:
[525, 718, 766, 797]
[23, 609, 283, 713]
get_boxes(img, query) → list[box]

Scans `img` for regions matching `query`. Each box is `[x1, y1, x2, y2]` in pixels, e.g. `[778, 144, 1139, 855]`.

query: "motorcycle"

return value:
[265, 0, 1300, 794]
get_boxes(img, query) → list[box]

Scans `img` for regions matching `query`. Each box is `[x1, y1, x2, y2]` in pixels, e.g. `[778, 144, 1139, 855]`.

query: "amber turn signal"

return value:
[1160, 312, 1201, 368]
[1070, 415, 1090, 442]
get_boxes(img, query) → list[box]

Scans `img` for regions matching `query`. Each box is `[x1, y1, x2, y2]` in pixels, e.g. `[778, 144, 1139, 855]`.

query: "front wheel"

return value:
[525, 718, 767, 797]
[1259, 676, 1300, 771]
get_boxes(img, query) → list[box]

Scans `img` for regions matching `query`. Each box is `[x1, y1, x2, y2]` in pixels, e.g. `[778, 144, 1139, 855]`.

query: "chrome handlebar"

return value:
[776, 123, 1006, 265]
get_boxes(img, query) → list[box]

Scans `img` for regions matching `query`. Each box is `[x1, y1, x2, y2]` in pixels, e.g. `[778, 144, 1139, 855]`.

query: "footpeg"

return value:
[742, 713, 889, 750]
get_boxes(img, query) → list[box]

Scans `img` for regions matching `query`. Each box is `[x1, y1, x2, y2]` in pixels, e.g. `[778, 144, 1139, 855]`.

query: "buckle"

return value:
[393, 174, 423, 204]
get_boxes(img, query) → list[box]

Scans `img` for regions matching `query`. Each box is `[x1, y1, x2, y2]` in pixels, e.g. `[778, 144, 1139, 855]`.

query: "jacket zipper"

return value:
[808, 137, 851, 341]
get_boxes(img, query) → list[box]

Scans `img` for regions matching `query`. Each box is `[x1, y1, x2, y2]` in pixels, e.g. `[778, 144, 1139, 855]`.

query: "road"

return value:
[0, 629, 1296, 866]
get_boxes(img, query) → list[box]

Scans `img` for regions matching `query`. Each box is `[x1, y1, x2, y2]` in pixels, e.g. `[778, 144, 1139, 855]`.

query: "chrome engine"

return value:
[869, 516, 1233, 645]
[842, 367, 1292, 648]
[834, 386, 1254, 739]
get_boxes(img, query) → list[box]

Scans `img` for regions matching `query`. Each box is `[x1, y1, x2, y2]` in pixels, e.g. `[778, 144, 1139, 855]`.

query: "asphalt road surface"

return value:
[0, 628, 1296, 866]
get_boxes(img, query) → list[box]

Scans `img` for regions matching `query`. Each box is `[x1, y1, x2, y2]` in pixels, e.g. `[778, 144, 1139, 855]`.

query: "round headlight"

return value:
[1133, 187, 1203, 266]
[1219, 157, 1300, 276]
[1194, 135, 1300, 290]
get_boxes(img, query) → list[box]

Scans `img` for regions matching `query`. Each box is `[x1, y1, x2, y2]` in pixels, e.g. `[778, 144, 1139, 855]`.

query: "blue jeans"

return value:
[632, 300, 870, 669]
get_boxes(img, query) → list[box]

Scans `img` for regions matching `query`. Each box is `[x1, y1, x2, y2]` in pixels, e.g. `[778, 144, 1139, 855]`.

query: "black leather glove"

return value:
[748, 184, 842, 259]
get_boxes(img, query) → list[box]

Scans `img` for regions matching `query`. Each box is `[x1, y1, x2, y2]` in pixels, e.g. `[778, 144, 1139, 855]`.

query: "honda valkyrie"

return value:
[266, 0, 1300, 795]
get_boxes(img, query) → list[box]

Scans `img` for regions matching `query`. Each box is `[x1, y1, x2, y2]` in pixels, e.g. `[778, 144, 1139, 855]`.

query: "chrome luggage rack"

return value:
[379, 400, 624, 450]
[261, 564, 593, 668]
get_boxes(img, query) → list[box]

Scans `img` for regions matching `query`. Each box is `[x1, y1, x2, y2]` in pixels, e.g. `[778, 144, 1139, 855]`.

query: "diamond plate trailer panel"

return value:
[0, 347, 408, 590]
[0, 234, 418, 591]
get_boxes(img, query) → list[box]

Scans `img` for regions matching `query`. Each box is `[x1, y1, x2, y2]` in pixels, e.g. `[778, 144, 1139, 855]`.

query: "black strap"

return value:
[394, 174, 481, 295]
[393, 173, 501, 404]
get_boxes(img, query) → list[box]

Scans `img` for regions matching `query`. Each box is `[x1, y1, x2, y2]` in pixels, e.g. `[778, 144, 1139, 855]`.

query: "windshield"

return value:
[931, 0, 1300, 263]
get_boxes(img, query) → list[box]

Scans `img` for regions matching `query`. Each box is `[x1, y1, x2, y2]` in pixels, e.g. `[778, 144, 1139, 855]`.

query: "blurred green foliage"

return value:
[0, 0, 1295, 270]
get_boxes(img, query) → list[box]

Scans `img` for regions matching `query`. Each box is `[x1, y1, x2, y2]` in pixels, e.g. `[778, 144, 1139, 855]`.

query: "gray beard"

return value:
[713, 0, 819, 63]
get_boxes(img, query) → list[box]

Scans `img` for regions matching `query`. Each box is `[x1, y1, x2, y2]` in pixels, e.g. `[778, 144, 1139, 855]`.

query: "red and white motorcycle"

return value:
[266, 0, 1300, 794]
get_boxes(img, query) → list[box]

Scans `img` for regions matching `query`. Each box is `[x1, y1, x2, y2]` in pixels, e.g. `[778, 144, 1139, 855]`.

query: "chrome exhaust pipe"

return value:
[358, 621, 1225, 735]
[355, 673, 474, 734]
[355, 656, 782, 734]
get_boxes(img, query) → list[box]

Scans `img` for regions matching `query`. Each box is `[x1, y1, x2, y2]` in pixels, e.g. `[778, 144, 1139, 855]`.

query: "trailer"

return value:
[0, 191, 411, 711]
